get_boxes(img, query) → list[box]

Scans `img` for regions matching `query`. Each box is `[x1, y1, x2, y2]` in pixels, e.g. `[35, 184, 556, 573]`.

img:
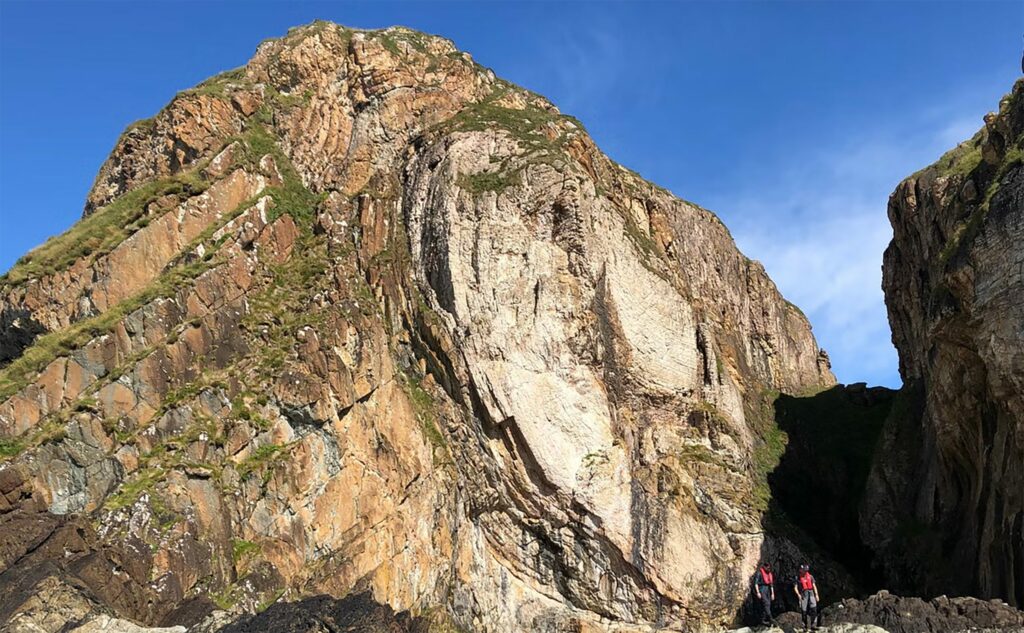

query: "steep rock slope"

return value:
[0, 22, 834, 632]
[863, 79, 1024, 607]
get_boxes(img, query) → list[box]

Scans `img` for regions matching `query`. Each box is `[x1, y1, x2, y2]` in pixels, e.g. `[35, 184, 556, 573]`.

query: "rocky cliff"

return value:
[0, 22, 839, 632]
[862, 78, 1024, 607]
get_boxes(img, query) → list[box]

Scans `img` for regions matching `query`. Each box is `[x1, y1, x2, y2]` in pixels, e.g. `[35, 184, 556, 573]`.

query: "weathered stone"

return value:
[3, 19, 1019, 633]
[864, 78, 1024, 608]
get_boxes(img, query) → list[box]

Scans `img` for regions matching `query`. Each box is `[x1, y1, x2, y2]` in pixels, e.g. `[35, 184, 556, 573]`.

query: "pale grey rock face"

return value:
[397, 114, 835, 625]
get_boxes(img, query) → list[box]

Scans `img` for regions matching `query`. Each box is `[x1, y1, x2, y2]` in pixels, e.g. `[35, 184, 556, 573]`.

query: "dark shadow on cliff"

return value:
[0, 307, 47, 368]
[769, 383, 894, 588]
[737, 384, 895, 626]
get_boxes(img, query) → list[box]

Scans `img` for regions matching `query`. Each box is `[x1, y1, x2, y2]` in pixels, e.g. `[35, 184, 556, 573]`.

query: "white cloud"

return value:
[707, 111, 990, 388]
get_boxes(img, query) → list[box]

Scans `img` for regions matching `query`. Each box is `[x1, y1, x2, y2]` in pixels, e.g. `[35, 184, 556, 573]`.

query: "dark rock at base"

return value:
[160, 597, 220, 628]
[821, 590, 1024, 632]
[215, 593, 436, 633]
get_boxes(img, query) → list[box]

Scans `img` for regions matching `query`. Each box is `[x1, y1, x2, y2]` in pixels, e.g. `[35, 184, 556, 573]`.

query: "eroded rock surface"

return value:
[822, 590, 1024, 633]
[863, 79, 1024, 607]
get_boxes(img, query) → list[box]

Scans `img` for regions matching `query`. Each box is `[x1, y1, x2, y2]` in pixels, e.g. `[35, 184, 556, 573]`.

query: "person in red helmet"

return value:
[793, 563, 821, 631]
[752, 561, 776, 625]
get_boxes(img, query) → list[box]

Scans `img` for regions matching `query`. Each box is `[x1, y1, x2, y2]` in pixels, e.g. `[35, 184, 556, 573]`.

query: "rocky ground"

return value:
[10, 591, 1024, 633]
[732, 591, 1024, 633]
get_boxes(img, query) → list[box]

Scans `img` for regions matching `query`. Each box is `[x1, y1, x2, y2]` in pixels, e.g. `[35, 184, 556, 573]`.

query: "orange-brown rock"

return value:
[0, 21, 840, 633]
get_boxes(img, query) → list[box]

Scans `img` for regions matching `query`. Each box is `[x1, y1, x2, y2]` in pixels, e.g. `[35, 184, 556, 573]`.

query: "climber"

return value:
[793, 563, 821, 631]
[752, 561, 775, 625]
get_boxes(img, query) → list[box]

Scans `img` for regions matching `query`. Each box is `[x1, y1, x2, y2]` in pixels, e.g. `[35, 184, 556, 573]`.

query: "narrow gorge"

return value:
[0, 22, 1020, 633]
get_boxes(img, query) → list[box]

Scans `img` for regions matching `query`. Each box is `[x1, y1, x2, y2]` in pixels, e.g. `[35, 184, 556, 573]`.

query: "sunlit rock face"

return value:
[865, 79, 1024, 608]
[0, 21, 837, 632]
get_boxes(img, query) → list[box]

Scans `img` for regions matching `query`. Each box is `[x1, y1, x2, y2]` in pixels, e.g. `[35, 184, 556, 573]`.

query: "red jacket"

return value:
[797, 572, 816, 592]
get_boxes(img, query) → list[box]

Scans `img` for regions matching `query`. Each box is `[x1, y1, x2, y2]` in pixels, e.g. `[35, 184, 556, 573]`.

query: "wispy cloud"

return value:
[522, 23, 1007, 389]
[707, 102, 994, 388]
[538, 24, 629, 115]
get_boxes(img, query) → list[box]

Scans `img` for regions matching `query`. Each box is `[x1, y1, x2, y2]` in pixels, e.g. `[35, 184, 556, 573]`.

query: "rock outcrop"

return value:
[822, 590, 1024, 633]
[862, 79, 1024, 607]
[0, 21, 838, 632]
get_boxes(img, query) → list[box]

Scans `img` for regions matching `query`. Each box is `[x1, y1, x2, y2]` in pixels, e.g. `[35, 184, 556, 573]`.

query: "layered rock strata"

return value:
[2, 21, 837, 632]
[864, 79, 1024, 607]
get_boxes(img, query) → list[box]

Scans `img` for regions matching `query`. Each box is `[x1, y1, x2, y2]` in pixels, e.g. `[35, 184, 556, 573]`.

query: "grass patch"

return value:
[2, 170, 208, 287]
[231, 123, 322, 228]
[104, 466, 166, 511]
[0, 438, 26, 459]
[938, 145, 1023, 267]
[211, 586, 238, 611]
[371, 28, 434, 58]
[456, 171, 521, 194]
[242, 233, 331, 376]
[0, 258, 213, 403]
[678, 442, 720, 466]
[623, 214, 658, 257]
[257, 588, 287, 613]
[437, 84, 585, 195]
[927, 133, 984, 180]
[783, 298, 807, 320]
[751, 423, 788, 511]
[232, 538, 261, 563]
[0, 417, 71, 464]
[184, 67, 248, 99]
[401, 369, 446, 453]
[265, 84, 313, 109]
[445, 91, 563, 151]
[237, 443, 291, 484]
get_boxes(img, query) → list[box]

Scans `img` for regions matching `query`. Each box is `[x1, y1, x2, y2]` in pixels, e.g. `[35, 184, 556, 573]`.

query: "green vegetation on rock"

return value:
[2, 170, 209, 287]
[0, 438, 25, 459]
[104, 466, 166, 511]
[184, 67, 248, 99]
[401, 369, 447, 455]
[232, 538, 261, 563]
[939, 144, 1023, 267]
[0, 258, 214, 403]
[456, 170, 522, 194]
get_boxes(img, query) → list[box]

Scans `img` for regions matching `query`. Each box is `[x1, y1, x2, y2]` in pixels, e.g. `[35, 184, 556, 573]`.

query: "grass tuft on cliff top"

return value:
[2, 171, 209, 288]
[937, 143, 1023, 268]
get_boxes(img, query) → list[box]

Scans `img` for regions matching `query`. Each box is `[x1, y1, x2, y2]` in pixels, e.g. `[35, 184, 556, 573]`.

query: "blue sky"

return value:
[1, 1, 1021, 387]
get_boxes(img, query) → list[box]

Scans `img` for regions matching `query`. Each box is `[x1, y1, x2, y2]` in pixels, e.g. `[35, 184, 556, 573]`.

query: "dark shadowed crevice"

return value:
[0, 308, 47, 368]
[767, 384, 894, 591]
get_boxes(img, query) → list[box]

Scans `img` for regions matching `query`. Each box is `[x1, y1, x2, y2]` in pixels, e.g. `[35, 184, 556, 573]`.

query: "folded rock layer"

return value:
[0, 20, 868, 633]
